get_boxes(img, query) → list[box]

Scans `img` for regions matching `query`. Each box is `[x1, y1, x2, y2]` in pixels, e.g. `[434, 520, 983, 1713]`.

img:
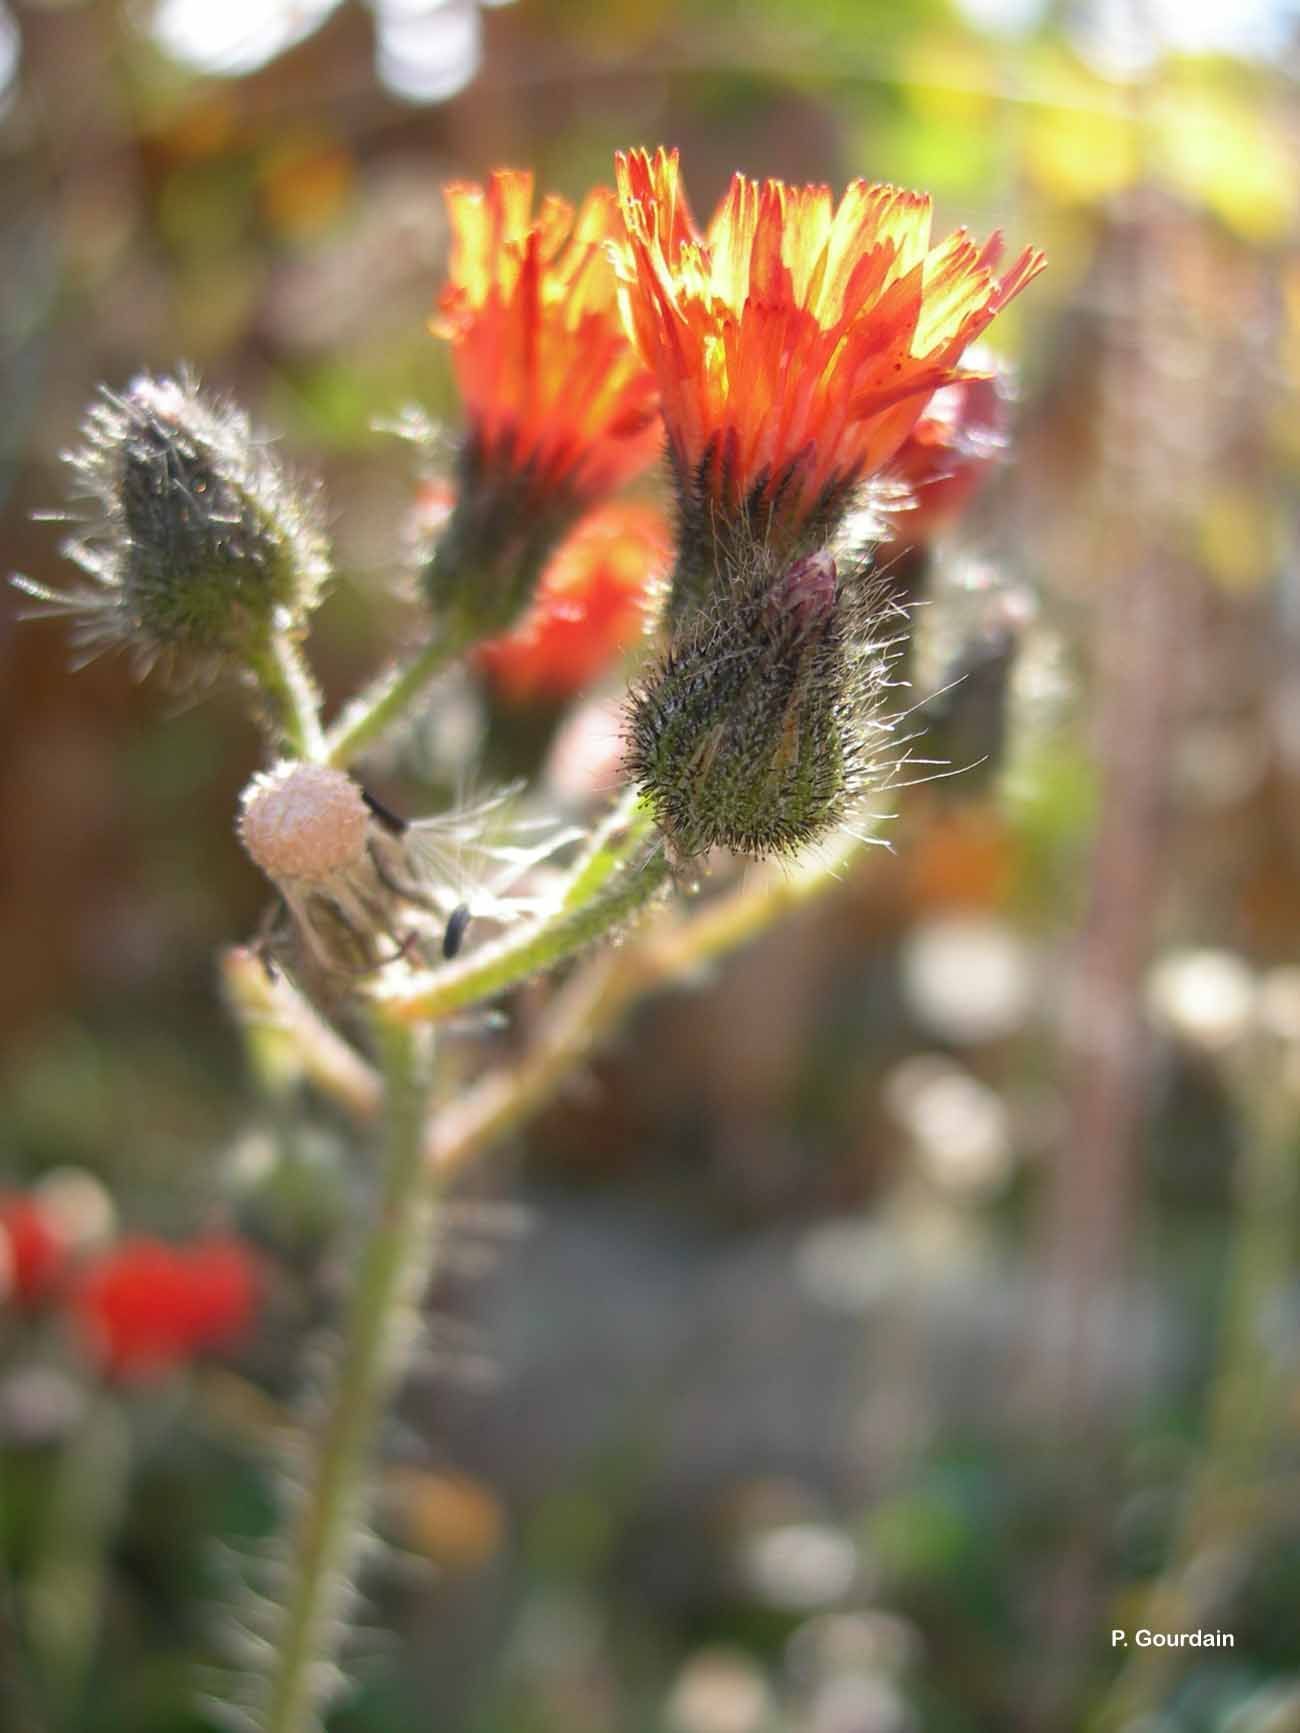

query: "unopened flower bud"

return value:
[19, 374, 329, 678]
[627, 549, 895, 860]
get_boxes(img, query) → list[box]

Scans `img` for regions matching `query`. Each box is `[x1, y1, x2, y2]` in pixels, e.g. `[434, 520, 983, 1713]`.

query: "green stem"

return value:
[248, 634, 326, 761]
[380, 842, 672, 1023]
[324, 634, 463, 768]
[0, 1556, 46, 1733]
[427, 825, 877, 1174]
[261, 1018, 436, 1733]
[559, 788, 656, 912]
[25, 1391, 131, 1727]
[1093, 1037, 1300, 1730]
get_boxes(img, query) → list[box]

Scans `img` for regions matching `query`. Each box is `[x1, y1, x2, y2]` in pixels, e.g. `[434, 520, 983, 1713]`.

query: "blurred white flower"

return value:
[34, 1166, 115, 1252]
[884, 1056, 1013, 1196]
[151, 0, 344, 77]
[900, 916, 1035, 1045]
[667, 1648, 772, 1733]
[0, 1367, 87, 1447]
[740, 1523, 860, 1611]
[1147, 949, 1257, 1053]
[806, 1673, 912, 1733]
[374, 0, 480, 103]
[149, 0, 513, 101]
[785, 1611, 922, 1688]
[795, 1220, 902, 1315]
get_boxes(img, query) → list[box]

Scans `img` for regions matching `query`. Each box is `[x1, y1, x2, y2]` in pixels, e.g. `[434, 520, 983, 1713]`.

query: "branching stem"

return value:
[379, 840, 671, 1023]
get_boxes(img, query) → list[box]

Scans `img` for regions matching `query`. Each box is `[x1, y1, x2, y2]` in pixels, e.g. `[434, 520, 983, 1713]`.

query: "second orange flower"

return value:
[614, 148, 1044, 613]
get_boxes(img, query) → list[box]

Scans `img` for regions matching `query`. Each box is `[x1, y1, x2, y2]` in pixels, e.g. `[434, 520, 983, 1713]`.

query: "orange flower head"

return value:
[476, 503, 670, 705]
[886, 363, 1008, 550]
[433, 170, 660, 505]
[614, 148, 1044, 592]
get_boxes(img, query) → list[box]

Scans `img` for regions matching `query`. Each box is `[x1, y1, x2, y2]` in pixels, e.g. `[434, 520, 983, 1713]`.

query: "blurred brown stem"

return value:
[1022, 184, 1204, 1729]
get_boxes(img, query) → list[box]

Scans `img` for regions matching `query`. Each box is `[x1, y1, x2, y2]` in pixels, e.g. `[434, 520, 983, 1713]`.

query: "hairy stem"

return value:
[237, 828, 876, 1153]
[221, 947, 382, 1121]
[248, 634, 327, 761]
[559, 787, 657, 912]
[427, 825, 876, 1172]
[379, 841, 672, 1023]
[261, 1017, 435, 1733]
[323, 634, 464, 768]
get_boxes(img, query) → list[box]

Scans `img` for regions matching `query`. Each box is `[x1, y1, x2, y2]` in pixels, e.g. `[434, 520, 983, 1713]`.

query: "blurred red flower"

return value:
[475, 503, 670, 704]
[433, 170, 661, 506]
[614, 148, 1043, 544]
[184, 1236, 262, 1351]
[72, 1235, 259, 1383]
[0, 1194, 66, 1307]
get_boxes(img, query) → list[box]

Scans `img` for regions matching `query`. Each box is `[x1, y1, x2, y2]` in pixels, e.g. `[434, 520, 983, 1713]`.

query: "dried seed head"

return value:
[239, 760, 404, 982]
[17, 373, 330, 680]
[238, 763, 369, 884]
[238, 764, 580, 989]
[627, 546, 898, 862]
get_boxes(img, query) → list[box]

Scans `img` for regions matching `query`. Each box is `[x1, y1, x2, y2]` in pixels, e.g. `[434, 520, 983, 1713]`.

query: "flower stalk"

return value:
[379, 833, 671, 1023]
[322, 633, 462, 766]
[247, 632, 327, 761]
[225, 815, 878, 1174]
[260, 1016, 436, 1733]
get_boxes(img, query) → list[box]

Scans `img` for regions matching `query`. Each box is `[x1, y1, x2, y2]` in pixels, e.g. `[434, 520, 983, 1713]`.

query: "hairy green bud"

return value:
[664, 430, 868, 633]
[17, 374, 329, 679]
[627, 547, 899, 861]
